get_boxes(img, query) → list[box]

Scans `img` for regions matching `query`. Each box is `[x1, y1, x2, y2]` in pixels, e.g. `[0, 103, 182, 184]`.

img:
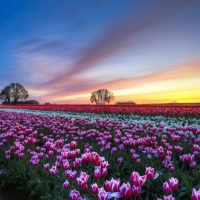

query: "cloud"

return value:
[12, 38, 78, 86]
[31, 0, 195, 88]
[11, 0, 198, 103]
[27, 60, 200, 103]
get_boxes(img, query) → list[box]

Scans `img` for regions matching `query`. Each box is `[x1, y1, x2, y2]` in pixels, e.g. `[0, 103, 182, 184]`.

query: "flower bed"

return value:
[1, 104, 200, 117]
[0, 109, 200, 199]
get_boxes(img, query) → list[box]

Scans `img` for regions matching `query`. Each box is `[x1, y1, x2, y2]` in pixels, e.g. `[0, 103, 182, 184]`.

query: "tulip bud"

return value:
[98, 187, 108, 200]
[105, 180, 112, 191]
[91, 183, 99, 194]
[111, 178, 121, 192]
[191, 188, 200, 200]
[163, 194, 175, 200]
[145, 167, 159, 179]
[69, 189, 81, 200]
[163, 182, 172, 193]
[44, 163, 49, 170]
[118, 157, 123, 164]
[132, 185, 141, 197]
[136, 159, 141, 164]
[120, 182, 131, 198]
[63, 180, 70, 189]
[135, 175, 147, 187]
[168, 177, 178, 190]
[190, 161, 196, 169]
[71, 141, 77, 148]
[101, 167, 108, 177]
[94, 168, 101, 179]
[130, 171, 140, 185]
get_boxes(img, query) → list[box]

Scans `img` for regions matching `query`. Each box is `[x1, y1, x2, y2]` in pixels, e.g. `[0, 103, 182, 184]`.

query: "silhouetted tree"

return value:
[90, 91, 98, 104]
[104, 90, 115, 104]
[11, 100, 39, 104]
[10, 83, 29, 104]
[90, 89, 115, 104]
[0, 83, 29, 104]
[0, 85, 12, 103]
[116, 101, 135, 105]
[96, 89, 105, 103]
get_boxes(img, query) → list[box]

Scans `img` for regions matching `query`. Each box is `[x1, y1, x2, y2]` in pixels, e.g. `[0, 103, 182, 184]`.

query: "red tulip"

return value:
[94, 168, 101, 179]
[118, 157, 123, 164]
[119, 182, 131, 198]
[91, 183, 99, 194]
[76, 172, 89, 188]
[43, 163, 49, 170]
[145, 167, 159, 179]
[101, 167, 108, 177]
[71, 141, 77, 148]
[69, 189, 81, 200]
[63, 180, 70, 189]
[163, 182, 172, 193]
[191, 188, 200, 200]
[105, 180, 112, 191]
[135, 175, 147, 187]
[190, 161, 197, 169]
[49, 165, 58, 176]
[111, 178, 120, 192]
[130, 171, 140, 185]
[98, 187, 108, 200]
[168, 177, 178, 190]
[163, 194, 175, 200]
[132, 185, 141, 196]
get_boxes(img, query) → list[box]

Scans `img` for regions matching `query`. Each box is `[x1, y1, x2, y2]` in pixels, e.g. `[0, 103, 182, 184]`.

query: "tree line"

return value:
[0, 83, 29, 104]
[116, 101, 135, 104]
[90, 89, 115, 104]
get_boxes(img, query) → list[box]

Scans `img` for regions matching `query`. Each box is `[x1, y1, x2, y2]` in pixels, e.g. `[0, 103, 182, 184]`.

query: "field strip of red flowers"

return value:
[0, 105, 200, 200]
[1, 104, 200, 116]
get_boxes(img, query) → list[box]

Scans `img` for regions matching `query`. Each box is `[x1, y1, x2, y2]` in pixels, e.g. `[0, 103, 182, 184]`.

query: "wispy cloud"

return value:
[26, 60, 200, 103]
[7, 0, 199, 104]
[44, 1, 194, 85]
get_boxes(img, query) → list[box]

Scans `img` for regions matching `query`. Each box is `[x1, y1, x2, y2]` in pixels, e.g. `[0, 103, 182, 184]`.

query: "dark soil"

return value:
[0, 185, 38, 200]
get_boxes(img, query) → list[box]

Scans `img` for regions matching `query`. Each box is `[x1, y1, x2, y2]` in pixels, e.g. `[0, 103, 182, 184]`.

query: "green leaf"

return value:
[194, 184, 200, 189]
[30, 190, 37, 197]
[180, 186, 187, 191]
[177, 191, 187, 199]
[17, 184, 28, 190]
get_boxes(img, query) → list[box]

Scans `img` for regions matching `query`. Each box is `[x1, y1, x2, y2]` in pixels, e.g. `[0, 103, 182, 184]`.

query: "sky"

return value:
[0, 0, 200, 104]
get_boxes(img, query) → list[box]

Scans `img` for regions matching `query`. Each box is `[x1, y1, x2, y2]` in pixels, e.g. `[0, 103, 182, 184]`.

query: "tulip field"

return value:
[0, 105, 200, 200]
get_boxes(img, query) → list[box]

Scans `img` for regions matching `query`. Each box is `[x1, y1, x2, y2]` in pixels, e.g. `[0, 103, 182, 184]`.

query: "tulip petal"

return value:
[153, 173, 159, 179]
[147, 154, 152, 159]
[107, 192, 122, 199]
[100, 147, 104, 151]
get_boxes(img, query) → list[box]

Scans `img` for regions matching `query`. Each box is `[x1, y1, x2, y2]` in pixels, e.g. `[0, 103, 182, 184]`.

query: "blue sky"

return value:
[0, 0, 200, 104]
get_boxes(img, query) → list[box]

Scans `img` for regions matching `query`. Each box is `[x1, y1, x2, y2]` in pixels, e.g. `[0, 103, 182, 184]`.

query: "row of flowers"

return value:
[1, 108, 199, 129]
[0, 109, 200, 199]
[1, 104, 200, 116]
